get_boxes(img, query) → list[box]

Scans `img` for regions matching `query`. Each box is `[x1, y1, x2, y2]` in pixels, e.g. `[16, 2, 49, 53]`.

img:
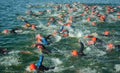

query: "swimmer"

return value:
[36, 34, 56, 45]
[106, 43, 120, 52]
[2, 28, 22, 34]
[36, 34, 50, 45]
[2, 29, 10, 34]
[29, 55, 54, 72]
[45, 30, 61, 43]
[93, 31, 111, 37]
[84, 35, 97, 45]
[84, 34, 106, 46]
[32, 43, 51, 54]
[37, 55, 55, 72]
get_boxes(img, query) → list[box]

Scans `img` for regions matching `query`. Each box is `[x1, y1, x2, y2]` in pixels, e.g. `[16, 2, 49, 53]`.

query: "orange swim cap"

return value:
[72, 50, 79, 57]
[104, 31, 110, 36]
[107, 43, 115, 50]
[30, 64, 37, 71]
[92, 37, 97, 42]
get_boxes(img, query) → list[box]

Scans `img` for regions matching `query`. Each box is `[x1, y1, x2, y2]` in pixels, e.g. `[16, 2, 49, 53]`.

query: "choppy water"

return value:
[0, 0, 120, 73]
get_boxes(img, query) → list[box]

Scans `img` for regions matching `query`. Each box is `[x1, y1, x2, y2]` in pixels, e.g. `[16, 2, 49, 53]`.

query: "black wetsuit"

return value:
[45, 35, 55, 44]
[79, 42, 86, 56]
[10, 29, 17, 34]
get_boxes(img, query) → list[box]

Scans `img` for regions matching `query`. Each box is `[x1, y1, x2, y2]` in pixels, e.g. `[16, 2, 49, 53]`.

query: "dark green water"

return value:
[0, 0, 120, 73]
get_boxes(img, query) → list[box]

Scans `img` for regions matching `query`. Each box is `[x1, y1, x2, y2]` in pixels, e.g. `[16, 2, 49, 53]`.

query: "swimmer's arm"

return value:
[37, 55, 44, 68]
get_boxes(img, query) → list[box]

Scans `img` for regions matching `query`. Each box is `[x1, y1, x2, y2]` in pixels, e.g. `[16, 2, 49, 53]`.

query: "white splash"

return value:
[85, 47, 106, 56]
[51, 58, 62, 66]
[55, 35, 62, 42]
[8, 50, 20, 54]
[22, 31, 31, 34]
[25, 65, 31, 72]
[76, 31, 83, 38]
[114, 64, 120, 72]
[77, 67, 97, 73]
[0, 55, 21, 66]
[0, 50, 21, 66]
[52, 65, 74, 72]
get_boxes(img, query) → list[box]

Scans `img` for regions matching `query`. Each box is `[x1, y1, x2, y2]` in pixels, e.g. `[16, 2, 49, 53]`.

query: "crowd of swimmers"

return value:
[1, 2, 120, 73]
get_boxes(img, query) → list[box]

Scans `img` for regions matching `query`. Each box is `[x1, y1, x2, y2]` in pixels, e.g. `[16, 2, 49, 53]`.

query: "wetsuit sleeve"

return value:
[59, 26, 64, 32]
[46, 35, 52, 39]
[37, 55, 44, 68]
[79, 42, 84, 53]
[42, 38, 48, 45]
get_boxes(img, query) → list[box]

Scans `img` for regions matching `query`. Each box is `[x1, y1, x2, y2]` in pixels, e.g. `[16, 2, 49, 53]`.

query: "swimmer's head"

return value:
[29, 63, 37, 71]
[72, 50, 79, 57]
[31, 25, 36, 30]
[92, 37, 97, 42]
[104, 31, 110, 36]
[106, 43, 115, 51]
[3, 30, 9, 34]
[36, 34, 43, 39]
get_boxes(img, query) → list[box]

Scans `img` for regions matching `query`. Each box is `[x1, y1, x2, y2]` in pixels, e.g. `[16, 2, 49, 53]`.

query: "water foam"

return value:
[51, 58, 62, 66]
[77, 67, 97, 73]
[114, 64, 120, 72]
[25, 65, 32, 72]
[85, 47, 106, 57]
[0, 50, 21, 66]
[52, 65, 74, 72]
[55, 35, 62, 42]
